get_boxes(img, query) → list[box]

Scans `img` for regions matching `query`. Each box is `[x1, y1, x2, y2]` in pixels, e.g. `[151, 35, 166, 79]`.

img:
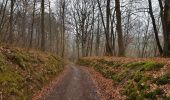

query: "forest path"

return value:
[43, 64, 100, 100]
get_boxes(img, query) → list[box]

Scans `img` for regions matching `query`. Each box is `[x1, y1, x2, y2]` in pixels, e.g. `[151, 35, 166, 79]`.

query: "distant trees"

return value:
[0, 0, 170, 58]
[69, 0, 170, 58]
[0, 0, 67, 57]
[71, 0, 96, 57]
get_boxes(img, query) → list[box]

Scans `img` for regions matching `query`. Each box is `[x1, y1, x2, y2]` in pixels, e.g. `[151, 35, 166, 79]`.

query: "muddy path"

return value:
[42, 64, 100, 100]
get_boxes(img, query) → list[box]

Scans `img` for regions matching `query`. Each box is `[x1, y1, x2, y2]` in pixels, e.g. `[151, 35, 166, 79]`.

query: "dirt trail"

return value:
[43, 64, 100, 100]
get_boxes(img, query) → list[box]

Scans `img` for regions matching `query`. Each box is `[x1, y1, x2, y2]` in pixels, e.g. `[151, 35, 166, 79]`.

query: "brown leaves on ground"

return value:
[0, 44, 65, 99]
[83, 67, 125, 100]
[32, 66, 68, 100]
[79, 56, 170, 100]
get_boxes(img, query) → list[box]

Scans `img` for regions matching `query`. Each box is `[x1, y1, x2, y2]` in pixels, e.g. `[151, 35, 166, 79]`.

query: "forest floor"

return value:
[78, 57, 170, 100]
[3, 43, 170, 100]
[34, 56, 170, 100]
[36, 64, 100, 100]
[0, 44, 65, 99]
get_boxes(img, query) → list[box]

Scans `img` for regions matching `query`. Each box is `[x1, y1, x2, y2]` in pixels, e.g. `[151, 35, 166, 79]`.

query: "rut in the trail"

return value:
[43, 64, 100, 100]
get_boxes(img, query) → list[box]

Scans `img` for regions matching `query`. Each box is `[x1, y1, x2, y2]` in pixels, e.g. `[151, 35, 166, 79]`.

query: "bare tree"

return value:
[61, 0, 66, 58]
[97, 0, 113, 56]
[163, 0, 170, 56]
[30, 0, 36, 48]
[41, 0, 45, 51]
[9, 0, 15, 43]
[148, 0, 163, 55]
[115, 0, 125, 56]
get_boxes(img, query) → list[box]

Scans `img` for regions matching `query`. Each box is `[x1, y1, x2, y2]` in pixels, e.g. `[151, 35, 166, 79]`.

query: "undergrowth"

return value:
[78, 57, 170, 100]
[0, 46, 65, 99]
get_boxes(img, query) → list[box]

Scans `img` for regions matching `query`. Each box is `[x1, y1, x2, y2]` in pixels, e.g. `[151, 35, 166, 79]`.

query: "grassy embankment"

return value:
[78, 57, 170, 100]
[0, 45, 65, 99]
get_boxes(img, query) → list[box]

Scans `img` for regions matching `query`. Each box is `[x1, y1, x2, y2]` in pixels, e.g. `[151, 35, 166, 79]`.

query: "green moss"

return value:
[0, 47, 65, 99]
[123, 61, 164, 71]
[0, 71, 22, 83]
[153, 71, 170, 85]
[122, 80, 144, 100]
[113, 70, 129, 82]
[133, 71, 142, 81]
[137, 83, 149, 91]
[0, 53, 6, 72]
[121, 71, 152, 99]
[143, 88, 164, 99]
[112, 62, 122, 68]
[97, 59, 107, 64]
[124, 62, 145, 69]
[97, 67, 108, 77]
[78, 59, 91, 66]
[142, 62, 164, 71]
[133, 71, 150, 83]
[0, 53, 5, 62]
[78, 58, 168, 100]
[97, 59, 122, 67]
[6, 52, 30, 70]
[0, 70, 25, 99]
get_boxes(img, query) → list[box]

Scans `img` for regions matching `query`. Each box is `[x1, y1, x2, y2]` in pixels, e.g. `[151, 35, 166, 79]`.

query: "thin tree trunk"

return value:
[9, 0, 14, 43]
[30, 0, 36, 48]
[41, 0, 45, 51]
[61, 0, 65, 58]
[49, 0, 52, 51]
[111, 10, 115, 55]
[148, 0, 163, 55]
[0, 0, 8, 33]
[96, 13, 100, 56]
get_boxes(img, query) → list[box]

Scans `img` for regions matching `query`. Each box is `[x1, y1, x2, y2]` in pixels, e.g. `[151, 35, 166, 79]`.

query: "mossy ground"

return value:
[152, 71, 170, 85]
[78, 57, 170, 100]
[0, 45, 64, 99]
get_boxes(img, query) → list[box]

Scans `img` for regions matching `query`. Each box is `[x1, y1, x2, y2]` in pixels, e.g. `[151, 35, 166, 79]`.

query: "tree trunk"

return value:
[0, 0, 8, 33]
[9, 0, 14, 43]
[163, 0, 170, 56]
[105, 0, 113, 56]
[81, 15, 86, 57]
[61, 0, 65, 58]
[97, 0, 113, 56]
[111, 10, 115, 55]
[148, 0, 163, 55]
[49, 0, 52, 51]
[115, 0, 125, 56]
[30, 0, 36, 48]
[95, 14, 100, 56]
[41, 0, 45, 51]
